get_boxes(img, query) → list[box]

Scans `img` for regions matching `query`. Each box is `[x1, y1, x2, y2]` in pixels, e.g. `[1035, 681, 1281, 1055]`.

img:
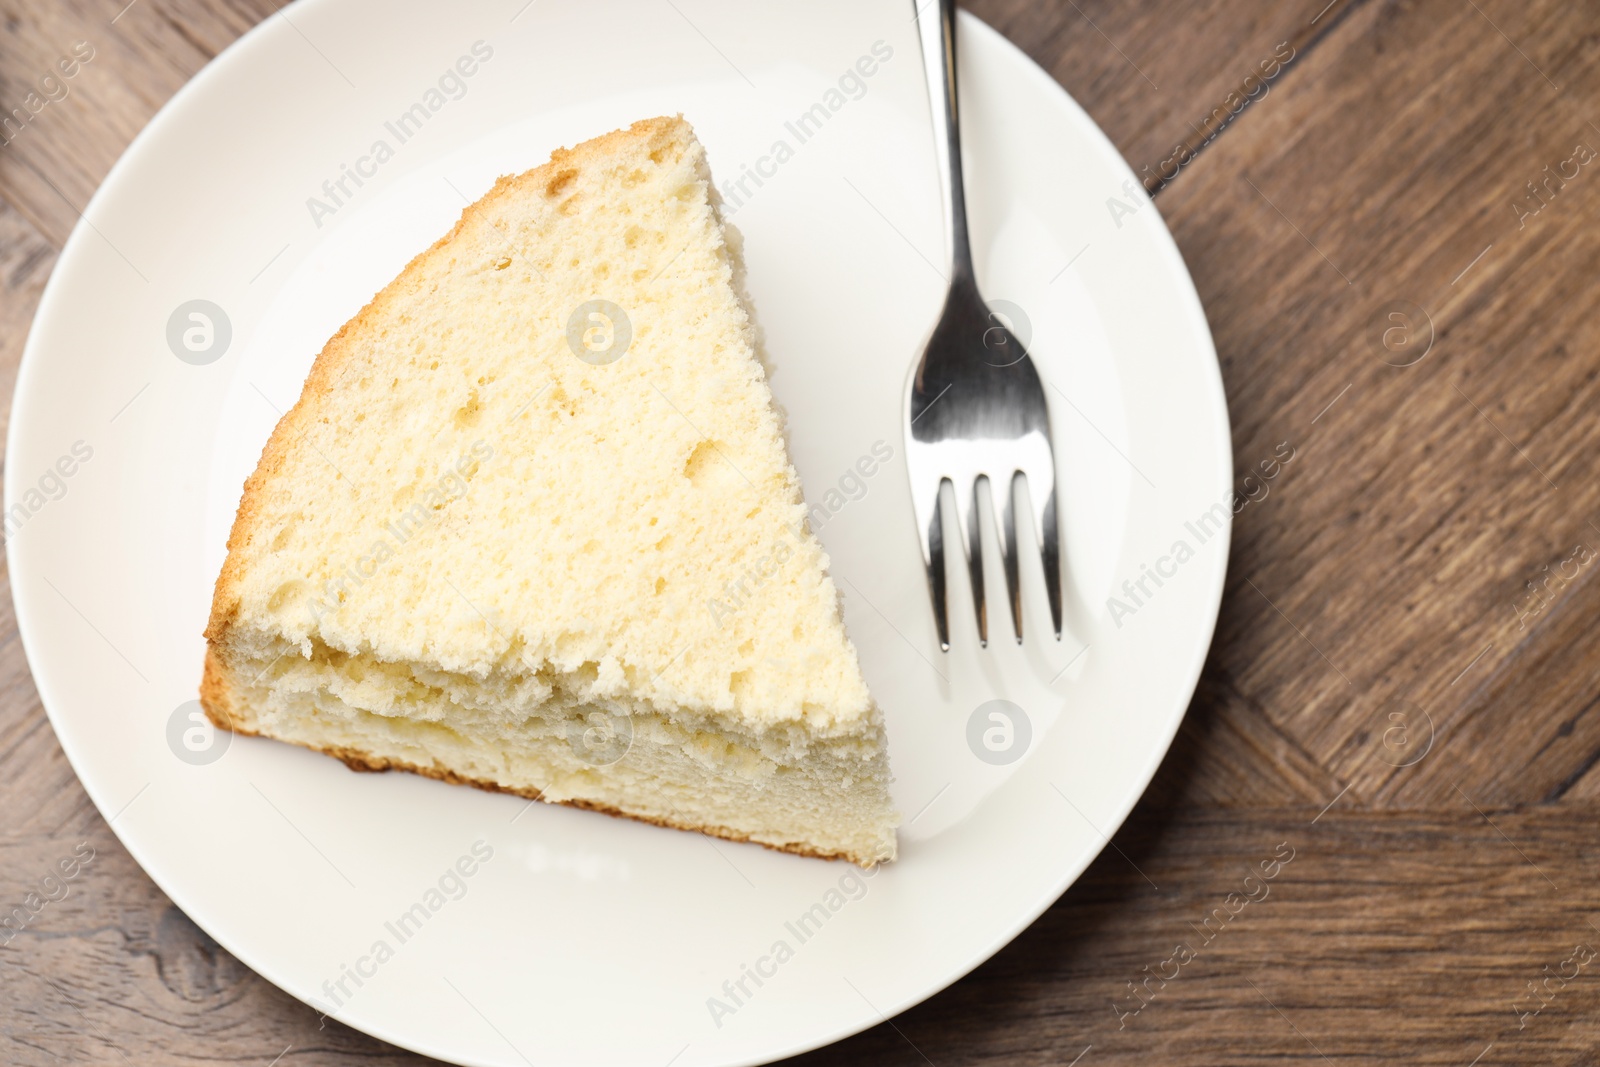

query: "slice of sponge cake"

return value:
[201, 116, 897, 866]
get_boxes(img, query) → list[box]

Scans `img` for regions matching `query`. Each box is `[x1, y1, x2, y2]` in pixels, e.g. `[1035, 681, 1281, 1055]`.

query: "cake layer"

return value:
[204, 644, 896, 864]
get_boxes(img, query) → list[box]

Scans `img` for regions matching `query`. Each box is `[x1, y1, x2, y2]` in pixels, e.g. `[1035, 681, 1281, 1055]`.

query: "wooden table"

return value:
[4, 0, 1599, 1062]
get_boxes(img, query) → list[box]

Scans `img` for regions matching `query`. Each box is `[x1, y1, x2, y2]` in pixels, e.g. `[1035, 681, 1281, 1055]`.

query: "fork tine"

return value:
[999, 471, 1023, 643]
[927, 486, 951, 651]
[1031, 474, 1064, 640]
[953, 476, 988, 647]
[911, 475, 952, 651]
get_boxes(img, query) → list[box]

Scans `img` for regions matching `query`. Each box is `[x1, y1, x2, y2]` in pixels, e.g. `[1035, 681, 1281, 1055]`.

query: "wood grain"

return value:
[5, 0, 1600, 1063]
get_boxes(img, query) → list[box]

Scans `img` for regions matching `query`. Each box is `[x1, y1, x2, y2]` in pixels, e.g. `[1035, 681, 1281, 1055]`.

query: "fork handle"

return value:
[918, 0, 976, 285]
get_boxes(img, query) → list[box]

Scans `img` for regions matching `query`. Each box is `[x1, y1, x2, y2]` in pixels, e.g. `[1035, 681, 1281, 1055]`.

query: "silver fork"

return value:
[904, 0, 1062, 651]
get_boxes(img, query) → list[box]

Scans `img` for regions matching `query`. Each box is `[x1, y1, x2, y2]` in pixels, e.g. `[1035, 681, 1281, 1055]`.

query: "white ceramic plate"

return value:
[8, 2, 1229, 1064]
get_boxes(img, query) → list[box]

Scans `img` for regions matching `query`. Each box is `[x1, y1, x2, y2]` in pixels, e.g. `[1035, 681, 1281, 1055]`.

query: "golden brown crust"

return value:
[202, 115, 690, 647]
[199, 648, 243, 731]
